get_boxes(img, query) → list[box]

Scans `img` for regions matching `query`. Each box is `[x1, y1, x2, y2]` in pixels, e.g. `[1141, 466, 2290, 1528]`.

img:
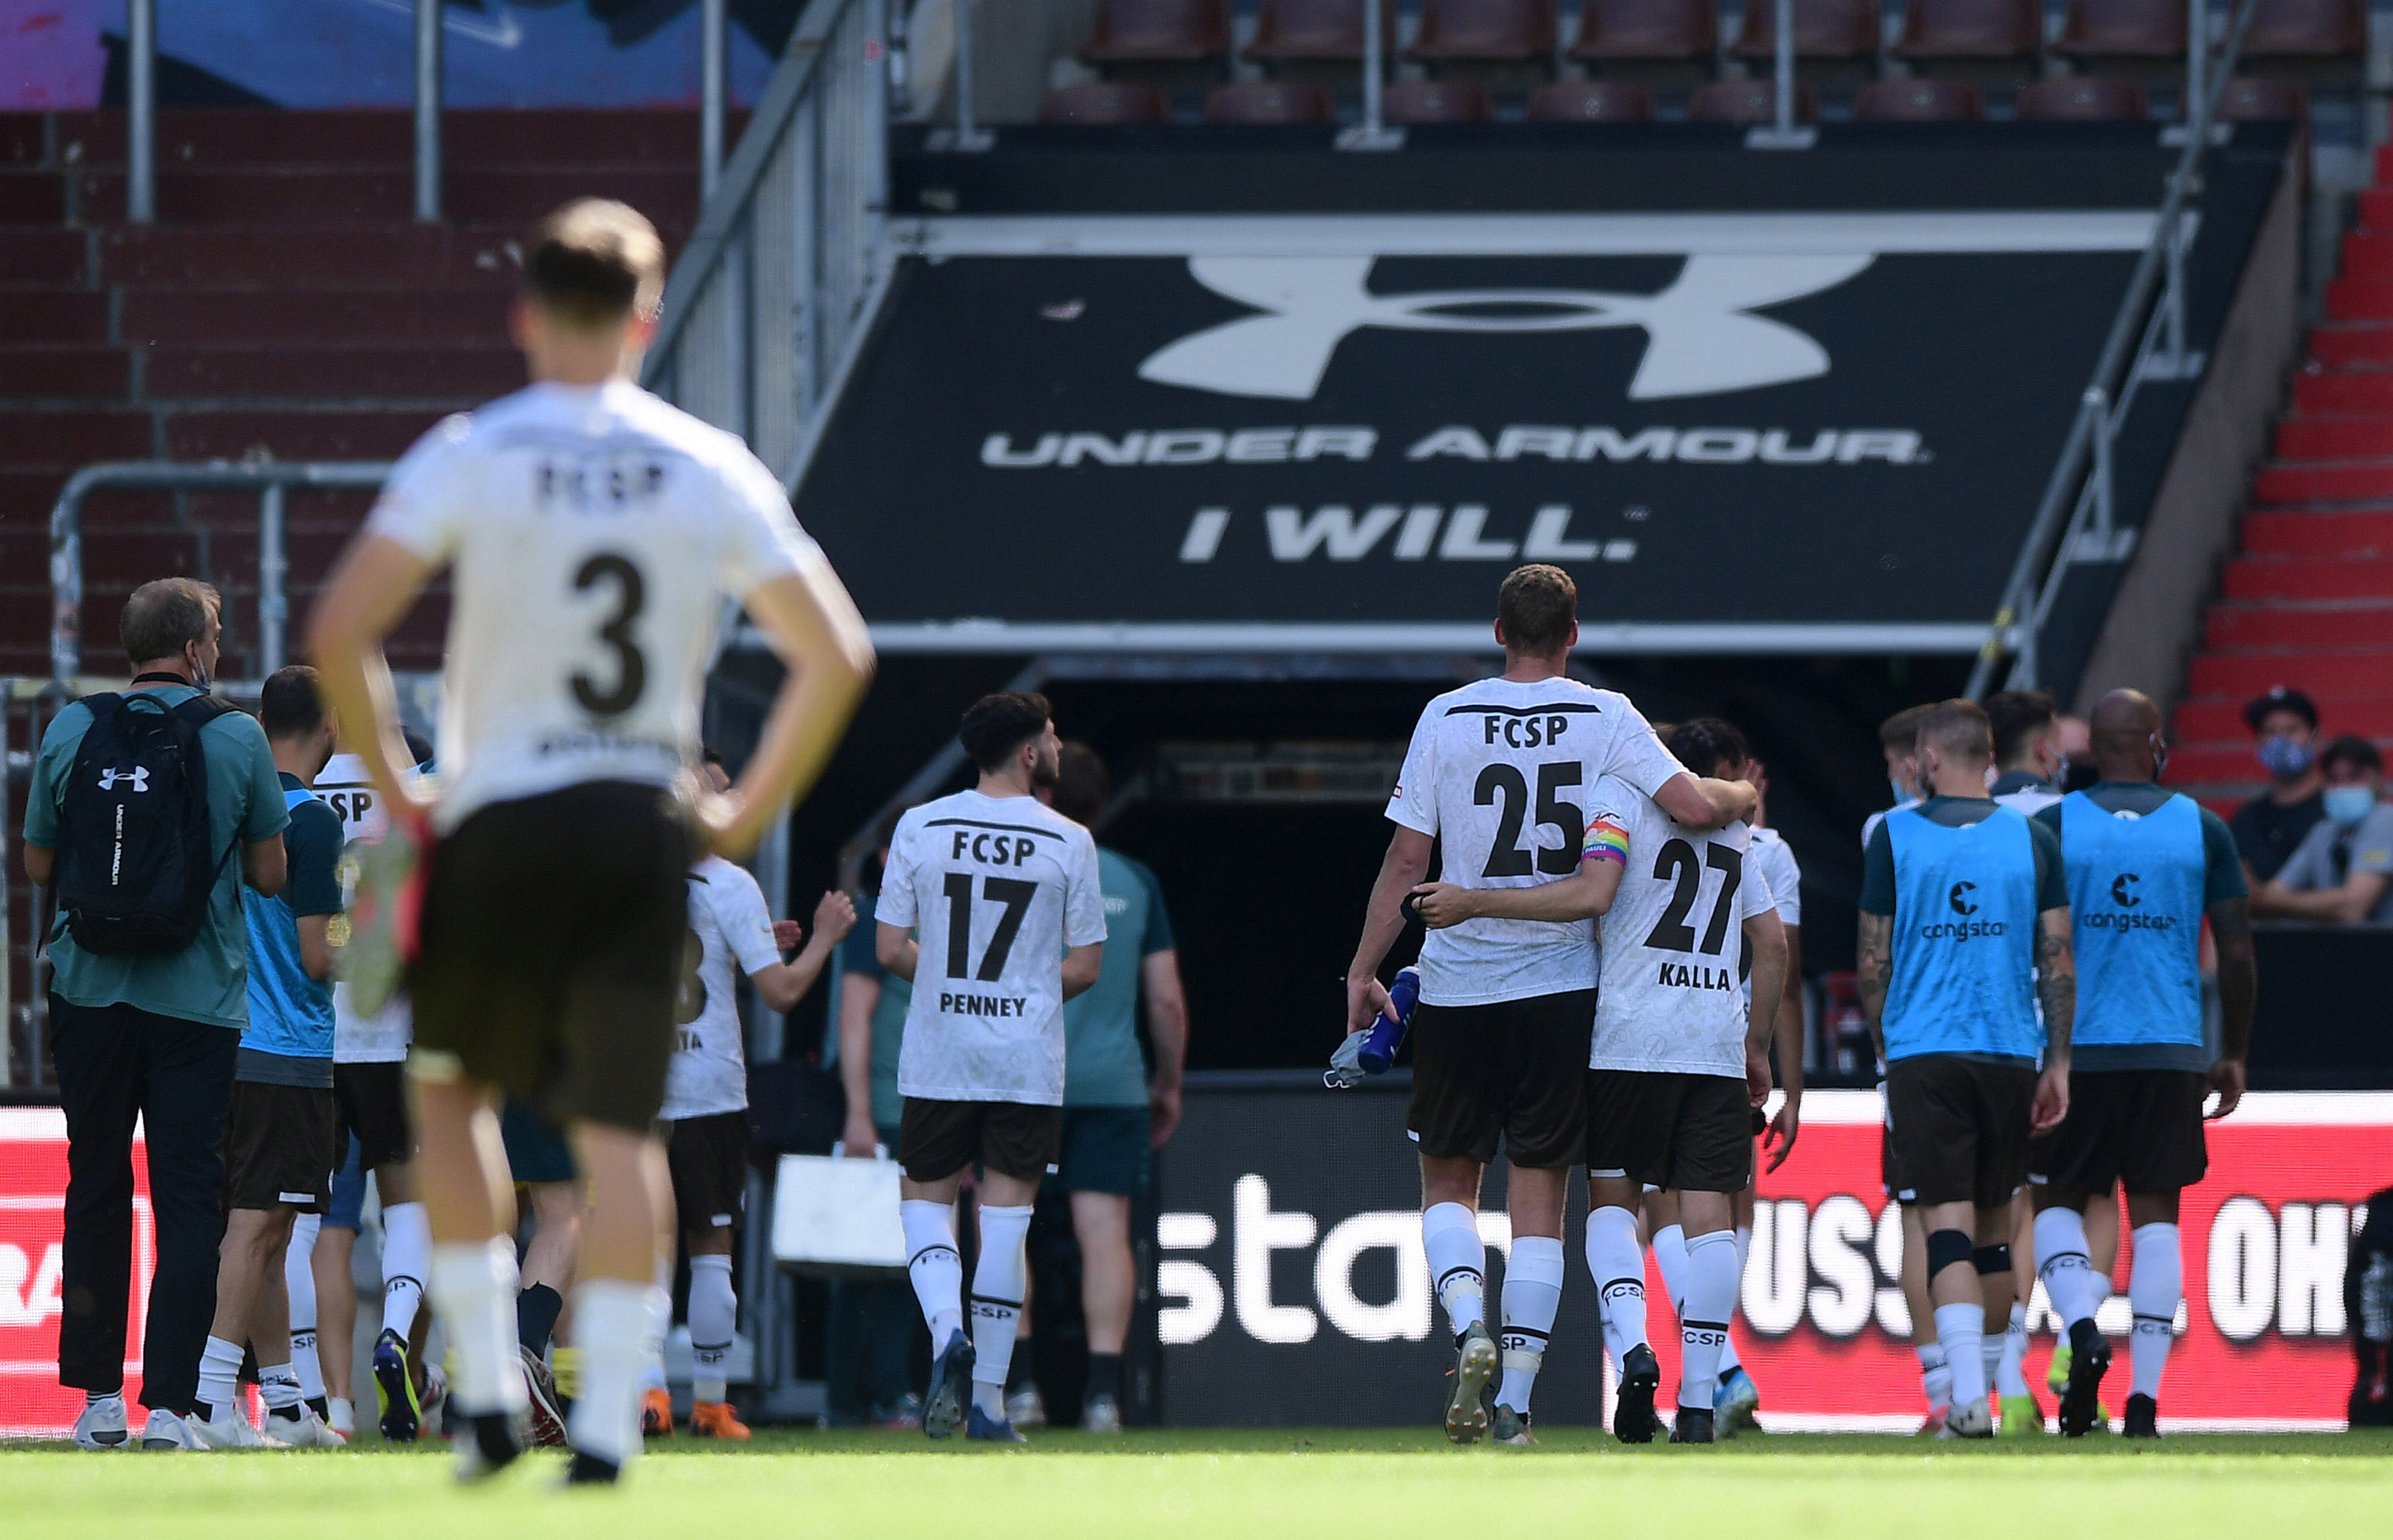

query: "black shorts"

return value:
[333, 1060, 412, 1170]
[500, 1097, 579, 1186]
[1406, 989, 1595, 1169]
[1585, 1069, 1754, 1194]
[1882, 1124, 1913, 1203]
[898, 1099, 1063, 1185]
[2029, 1069, 2209, 1198]
[667, 1109, 751, 1232]
[1055, 1107, 1151, 1197]
[225, 1079, 338, 1214]
[410, 780, 695, 1131]
[1885, 1055, 2038, 1210]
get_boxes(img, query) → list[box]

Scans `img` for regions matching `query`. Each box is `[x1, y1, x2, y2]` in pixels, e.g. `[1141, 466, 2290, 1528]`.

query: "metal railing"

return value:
[641, 0, 891, 492]
[47, 461, 394, 686]
[1966, 0, 2262, 698]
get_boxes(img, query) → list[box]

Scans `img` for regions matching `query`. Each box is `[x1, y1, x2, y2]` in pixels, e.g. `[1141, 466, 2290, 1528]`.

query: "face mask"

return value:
[2324, 784, 2377, 828]
[1889, 778, 1910, 807]
[2149, 733, 2169, 780]
[2256, 734, 2313, 780]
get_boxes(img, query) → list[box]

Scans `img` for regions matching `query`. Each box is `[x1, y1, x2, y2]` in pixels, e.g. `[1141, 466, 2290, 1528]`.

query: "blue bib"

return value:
[2060, 790, 2205, 1052]
[242, 786, 335, 1059]
[1883, 805, 2042, 1063]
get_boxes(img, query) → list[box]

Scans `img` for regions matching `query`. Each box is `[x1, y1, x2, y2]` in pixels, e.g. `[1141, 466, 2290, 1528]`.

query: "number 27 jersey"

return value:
[878, 788, 1108, 1107]
[1389, 678, 1688, 1007]
[366, 380, 821, 833]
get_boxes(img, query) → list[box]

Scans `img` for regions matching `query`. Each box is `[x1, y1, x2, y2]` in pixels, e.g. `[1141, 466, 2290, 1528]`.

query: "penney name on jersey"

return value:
[1587, 775, 1776, 1078]
[1389, 676, 1688, 1007]
[365, 380, 821, 834]
[878, 789, 1108, 1106]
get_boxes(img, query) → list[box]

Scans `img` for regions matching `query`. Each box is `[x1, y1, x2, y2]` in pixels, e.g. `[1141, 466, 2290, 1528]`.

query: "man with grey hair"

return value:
[19, 578, 292, 1450]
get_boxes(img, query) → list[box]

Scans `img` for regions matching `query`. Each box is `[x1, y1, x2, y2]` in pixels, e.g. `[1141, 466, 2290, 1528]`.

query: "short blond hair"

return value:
[522, 198, 665, 329]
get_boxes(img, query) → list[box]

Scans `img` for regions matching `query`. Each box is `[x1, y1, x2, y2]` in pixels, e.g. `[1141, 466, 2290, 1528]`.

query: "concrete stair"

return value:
[0, 107, 723, 679]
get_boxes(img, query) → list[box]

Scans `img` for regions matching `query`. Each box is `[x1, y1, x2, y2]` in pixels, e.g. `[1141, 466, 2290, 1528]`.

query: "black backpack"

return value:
[53, 681, 240, 957]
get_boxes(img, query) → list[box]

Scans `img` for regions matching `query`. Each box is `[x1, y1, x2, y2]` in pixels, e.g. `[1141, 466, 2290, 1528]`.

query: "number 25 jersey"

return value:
[1388, 678, 1688, 1007]
[1588, 775, 1775, 1078]
[878, 789, 1108, 1107]
[366, 380, 821, 832]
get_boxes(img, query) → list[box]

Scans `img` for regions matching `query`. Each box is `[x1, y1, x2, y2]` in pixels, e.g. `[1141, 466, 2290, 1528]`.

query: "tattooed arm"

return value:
[1855, 909, 1893, 1067]
[2030, 905, 2075, 1133]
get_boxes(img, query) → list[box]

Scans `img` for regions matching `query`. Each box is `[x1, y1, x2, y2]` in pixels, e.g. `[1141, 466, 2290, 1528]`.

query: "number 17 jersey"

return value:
[878, 788, 1108, 1107]
[1388, 678, 1688, 1007]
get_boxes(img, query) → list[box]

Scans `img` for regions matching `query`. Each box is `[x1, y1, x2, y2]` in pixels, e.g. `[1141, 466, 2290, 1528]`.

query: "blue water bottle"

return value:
[1361, 965, 1421, 1074]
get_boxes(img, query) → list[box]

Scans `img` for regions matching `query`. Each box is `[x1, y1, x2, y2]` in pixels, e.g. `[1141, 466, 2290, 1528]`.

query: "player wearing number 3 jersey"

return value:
[876, 693, 1108, 1443]
[305, 200, 873, 1489]
[1350, 565, 1757, 1449]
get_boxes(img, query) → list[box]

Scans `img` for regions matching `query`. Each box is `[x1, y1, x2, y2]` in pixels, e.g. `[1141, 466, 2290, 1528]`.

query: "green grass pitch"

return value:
[7, 1428, 2392, 1538]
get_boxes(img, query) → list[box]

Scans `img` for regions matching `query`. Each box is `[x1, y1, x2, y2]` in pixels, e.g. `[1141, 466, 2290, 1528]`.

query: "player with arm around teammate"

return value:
[1413, 716, 1787, 1444]
[878, 694, 1107, 1443]
[1349, 564, 1757, 1447]
[2027, 690, 2256, 1438]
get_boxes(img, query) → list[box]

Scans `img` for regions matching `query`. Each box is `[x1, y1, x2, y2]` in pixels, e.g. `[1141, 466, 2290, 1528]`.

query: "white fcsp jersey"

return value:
[321, 750, 412, 1063]
[663, 856, 783, 1121]
[880, 790, 1108, 1107]
[1388, 678, 1686, 1007]
[366, 380, 820, 833]
[1589, 775, 1776, 1078]
[1742, 826, 1802, 1011]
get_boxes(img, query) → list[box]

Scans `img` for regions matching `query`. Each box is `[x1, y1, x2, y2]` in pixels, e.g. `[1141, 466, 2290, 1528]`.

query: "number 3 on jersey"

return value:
[1477, 762, 1584, 878]
[943, 874, 1038, 981]
[571, 551, 646, 716]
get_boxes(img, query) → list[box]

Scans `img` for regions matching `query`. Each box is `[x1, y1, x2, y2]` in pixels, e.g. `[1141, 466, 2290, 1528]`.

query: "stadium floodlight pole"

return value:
[414, 0, 443, 221]
[127, 0, 155, 222]
[701, 0, 727, 201]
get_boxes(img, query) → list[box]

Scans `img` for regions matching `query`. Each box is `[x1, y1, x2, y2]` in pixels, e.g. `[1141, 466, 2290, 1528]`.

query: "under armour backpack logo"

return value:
[2113, 873, 2142, 907]
[1948, 881, 1978, 916]
[1139, 253, 1874, 401]
[98, 767, 149, 793]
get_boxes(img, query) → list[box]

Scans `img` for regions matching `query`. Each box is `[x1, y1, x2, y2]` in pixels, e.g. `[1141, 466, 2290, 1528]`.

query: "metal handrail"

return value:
[47, 461, 394, 687]
[1965, 0, 2263, 698]
[641, 0, 891, 493]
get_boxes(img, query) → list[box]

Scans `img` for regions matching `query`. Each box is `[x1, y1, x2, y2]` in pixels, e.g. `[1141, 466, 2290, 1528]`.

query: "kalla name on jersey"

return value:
[1657, 961, 1738, 991]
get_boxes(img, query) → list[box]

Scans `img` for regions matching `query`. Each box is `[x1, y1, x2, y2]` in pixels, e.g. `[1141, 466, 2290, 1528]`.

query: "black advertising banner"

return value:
[793, 130, 2284, 654]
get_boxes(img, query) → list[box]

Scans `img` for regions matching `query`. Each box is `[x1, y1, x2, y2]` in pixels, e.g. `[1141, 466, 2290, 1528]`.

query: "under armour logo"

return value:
[1948, 881, 1978, 917]
[2113, 872, 2142, 907]
[1140, 254, 1874, 401]
[98, 767, 149, 793]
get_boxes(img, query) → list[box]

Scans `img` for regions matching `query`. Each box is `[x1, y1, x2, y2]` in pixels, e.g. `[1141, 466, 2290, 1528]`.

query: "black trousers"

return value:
[50, 997, 236, 1415]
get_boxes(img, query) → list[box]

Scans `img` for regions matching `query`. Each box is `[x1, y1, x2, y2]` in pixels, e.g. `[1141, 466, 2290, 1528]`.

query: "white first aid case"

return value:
[771, 1153, 908, 1277]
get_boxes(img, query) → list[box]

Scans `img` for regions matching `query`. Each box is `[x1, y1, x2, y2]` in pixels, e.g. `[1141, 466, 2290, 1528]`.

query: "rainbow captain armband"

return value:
[1582, 814, 1630, 866]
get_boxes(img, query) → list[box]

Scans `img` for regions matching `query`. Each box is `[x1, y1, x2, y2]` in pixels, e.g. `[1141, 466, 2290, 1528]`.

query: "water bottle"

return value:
[1360, 965, 1421, 1074]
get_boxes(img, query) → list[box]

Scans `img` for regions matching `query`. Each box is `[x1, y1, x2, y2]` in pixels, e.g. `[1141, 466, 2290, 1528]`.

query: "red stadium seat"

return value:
[1730, 0, 1881, 60]
[1688, 79, 1822, 121]
[2241, 0, 2366, 57]
[1243, 0, 1393, 63]
[1405, 0, 1559, 62]
[2052, 0, 2187, 61]
[1566, 0, 1718, 62]
[2214, 75, 2308, 120]
[1889, 0, 2043, 60]
[1080, 0, 1235, 65]
[1381, 81, 1496, 122]
[1855, 77, 1987, 119]
[1201, 81, 1337, 123]
[2015, 75, 2151, 118]
[1526, 80, 1660, 119]
[1038, 83, 1173, 124]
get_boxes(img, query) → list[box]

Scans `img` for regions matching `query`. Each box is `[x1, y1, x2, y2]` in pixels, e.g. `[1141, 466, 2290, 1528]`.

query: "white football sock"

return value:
[1995, 1300, 2032, 1397]
[196, 1335, 243, 1419]
[1917, 1342, 1952, 1410]
[327, 1396, 354, 1435]
[1936, 1302, 1988, 1410]
[1422, 1203, 1485, 1340]
[380, 1201, 430, 1340]
[1496, 1235, 1564, 1413]
[259, 1362, 302, 1413]
[1678, 1229, 1739, 1412]
[286, 1213, 322, 1400]
[1650, 1222, 1690, 1310]
[2033, 1205, 2101, 1330]
[426, 1238, 527, 1416]
[1722, 1224, 1752, 1376]
[2129, 1223, 2181, 1402]
[566, 1278, 660, 1468]
[1584, 1205, 1648, 1370]
[642, 1251, 671, 1394]
[970, 1204, 1034, 1419]
[689, 1254, 737, 1404]
[900, 1199, 966, 1348]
